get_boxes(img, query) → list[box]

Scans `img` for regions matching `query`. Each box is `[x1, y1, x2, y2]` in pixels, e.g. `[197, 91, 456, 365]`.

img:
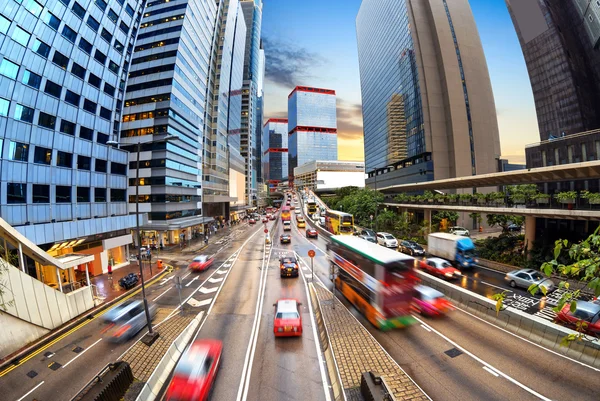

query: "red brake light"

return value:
[114, 325, 131, 337]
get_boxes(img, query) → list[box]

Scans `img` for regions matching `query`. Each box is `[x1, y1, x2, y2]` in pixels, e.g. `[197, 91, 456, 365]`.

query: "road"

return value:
[296, 195, 600, 401]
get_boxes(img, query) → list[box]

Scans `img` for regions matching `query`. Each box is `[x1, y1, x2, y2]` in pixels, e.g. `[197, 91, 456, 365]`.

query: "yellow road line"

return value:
[0, 269, 170, 377]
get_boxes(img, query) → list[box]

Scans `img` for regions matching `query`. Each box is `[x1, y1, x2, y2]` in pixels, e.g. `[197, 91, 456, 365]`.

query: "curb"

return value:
[0, 267, 171, 374]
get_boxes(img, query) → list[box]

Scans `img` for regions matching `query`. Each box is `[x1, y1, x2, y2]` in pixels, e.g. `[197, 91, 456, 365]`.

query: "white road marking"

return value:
[159, 276, 174, 286]
[414, 317, 552, 401]
[187, 298, 203, 307]
[533, 307, 557, 321]
[216, 269, 228, 275]
[153, 287, 172, 301]
[182, 272, 192, 280]
[185, 277, 199, 287]
[420, 324, 432, 332]
[480, 280, 509, 291]
[16, 381, 44, 401]
[197, 298, 212, 307]
[304, 274, 312, 279]
[222, 263, 232, 268]
[199, 286, 218, 294]
[62, 338, 102, 368]
[208, 277, 223, 283]
[483, 366, 500, 377]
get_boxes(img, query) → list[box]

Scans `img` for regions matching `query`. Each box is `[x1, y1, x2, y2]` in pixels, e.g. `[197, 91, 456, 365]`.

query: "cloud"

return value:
[336, 99, 364, 141]
[263, 37, 324, 88]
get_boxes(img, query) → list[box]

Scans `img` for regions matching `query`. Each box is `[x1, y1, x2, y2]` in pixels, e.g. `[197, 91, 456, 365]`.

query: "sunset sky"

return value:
[261, 0, 539, 164]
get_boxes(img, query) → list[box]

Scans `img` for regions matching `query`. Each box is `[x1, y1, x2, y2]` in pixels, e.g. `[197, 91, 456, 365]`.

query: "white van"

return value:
[319, 217, 326, 227]
[283, 221, 291, 231]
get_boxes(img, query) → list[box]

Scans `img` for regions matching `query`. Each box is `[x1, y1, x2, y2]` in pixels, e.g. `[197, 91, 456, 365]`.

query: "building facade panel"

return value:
[262, 118, 287, 185]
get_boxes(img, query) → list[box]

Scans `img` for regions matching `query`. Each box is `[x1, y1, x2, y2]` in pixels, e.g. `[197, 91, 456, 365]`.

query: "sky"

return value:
[261, 0, 539, 164]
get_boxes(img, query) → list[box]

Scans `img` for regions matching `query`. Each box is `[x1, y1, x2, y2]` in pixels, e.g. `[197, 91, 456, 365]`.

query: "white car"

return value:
[449, 226, 470, 236]
[294, 209, 301, 215]
[376, 232, 398, 248]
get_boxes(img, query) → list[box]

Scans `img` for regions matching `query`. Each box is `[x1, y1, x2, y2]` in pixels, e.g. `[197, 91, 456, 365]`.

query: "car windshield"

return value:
[384, 234, 395, 240]
[340, 226, 353, 233]
[531, 272, 544, 281]
[175, 348, 209, 377]
[276, 312, 299, 319]
[282, 258, 296, 264]
[194, 256, 207, 262]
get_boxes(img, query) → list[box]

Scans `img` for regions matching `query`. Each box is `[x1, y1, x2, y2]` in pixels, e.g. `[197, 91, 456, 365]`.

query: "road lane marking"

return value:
[216, 269, 227, 275]
[182, 272, 192, 280]
[456, 307, 600, 372]
[480, 280, 509, 291]
[420, 324, 432, 332]
[62, 338, 102, 369]
[197, 298, 212, 307]
[199, 286, 218, 294]
[16, 381, 44, 401]
[415, 317, 552, 400]
[483, 366, 500, 377]
[185, 277, 199, 287]
[153, 287, 172, 301]
[159, 276, 174, 286]
[208, 277, 223, 283]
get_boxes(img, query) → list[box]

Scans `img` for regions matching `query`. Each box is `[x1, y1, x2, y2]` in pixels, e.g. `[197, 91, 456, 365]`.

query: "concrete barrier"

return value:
[135, 312, 204, 401]
[417, 271, 600, 368]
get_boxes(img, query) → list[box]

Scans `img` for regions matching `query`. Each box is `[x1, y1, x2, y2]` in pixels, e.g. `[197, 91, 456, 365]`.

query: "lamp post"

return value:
[107, 135, 178, 344]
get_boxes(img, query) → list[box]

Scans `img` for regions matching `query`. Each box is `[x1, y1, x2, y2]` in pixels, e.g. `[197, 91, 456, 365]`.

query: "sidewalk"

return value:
[90, 261, 163, 303]
[312, 283, 429, 401]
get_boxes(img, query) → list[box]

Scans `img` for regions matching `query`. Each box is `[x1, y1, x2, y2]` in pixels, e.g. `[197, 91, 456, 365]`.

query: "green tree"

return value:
[432, 210, 459, 230]
[486, 214, 524, 233]
[394, 212, 412, 238]
[469, 212, 482, 226]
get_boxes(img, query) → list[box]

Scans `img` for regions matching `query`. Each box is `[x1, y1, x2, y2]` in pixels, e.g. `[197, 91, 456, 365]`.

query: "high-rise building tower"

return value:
[262, 118, 288, 189]
[240, 0, 262, 206]
[506, 0, 600, 168]
[287, 86, 338, 182]
[122, 0, 218, 245]
[0, 0, 144, 275]
[356, 0, 501, 188]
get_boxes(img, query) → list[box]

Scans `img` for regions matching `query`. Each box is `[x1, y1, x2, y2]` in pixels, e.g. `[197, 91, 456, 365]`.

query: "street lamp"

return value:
[107, 135, 178, 344]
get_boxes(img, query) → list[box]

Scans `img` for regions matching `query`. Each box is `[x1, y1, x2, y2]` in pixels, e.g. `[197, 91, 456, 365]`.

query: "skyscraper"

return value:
[0, 0, 144, 275]
[262, 118, 288, 189]
[287, 86, 338, 183]
[356, 0, 501, 188]
[122, 0, 218, 245]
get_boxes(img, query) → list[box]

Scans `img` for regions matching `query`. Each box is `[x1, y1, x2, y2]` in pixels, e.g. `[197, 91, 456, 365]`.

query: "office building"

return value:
[121, 0, 218, 245]
[262, 118, 288, 191]
[0, 0, 145, 277]
[356, 0, 501, 188]
[294, 160, 365, 192]
[287, 86, 338, 182]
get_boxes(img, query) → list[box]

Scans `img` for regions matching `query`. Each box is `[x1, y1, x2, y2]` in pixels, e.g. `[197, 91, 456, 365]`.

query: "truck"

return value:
[427, 233, 478, 268]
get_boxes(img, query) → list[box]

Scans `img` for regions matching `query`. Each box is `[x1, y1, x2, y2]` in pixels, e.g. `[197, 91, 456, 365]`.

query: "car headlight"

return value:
[463, 262, 468, 266]
[445, 273, 453, 277]
[474, 258, 479, 263]
[455, 271, 461, 275]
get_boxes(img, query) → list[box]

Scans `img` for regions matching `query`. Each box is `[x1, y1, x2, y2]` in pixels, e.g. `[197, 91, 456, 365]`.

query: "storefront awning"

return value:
[55, 253, 95, 269]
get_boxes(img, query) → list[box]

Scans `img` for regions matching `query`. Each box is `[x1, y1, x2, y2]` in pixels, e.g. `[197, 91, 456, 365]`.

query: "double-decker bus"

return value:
[325, 210, 354, 235]
[327, 236, 418, 330]
[281, 206, 291, 221]
[307, 201, 318, 215]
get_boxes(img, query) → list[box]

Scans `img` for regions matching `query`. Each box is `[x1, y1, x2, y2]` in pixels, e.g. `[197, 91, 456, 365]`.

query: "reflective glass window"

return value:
[101, 28, 112, 43]
[99, 107, 111, 120]
[108, 9, 118, 23]
[125, 4, 134, 16]
[103, 83, 115, 96]
[52, 51, 69, 69]
[33, 146, 52, 165]
[14, 104, 34, 123]
[12, 26, 31, 46]
[95, 0, 107, 11]
[72, 2, 86, 19]
[71, 62, 85, 79]
[108, 60, 119, 74]
[88, 73, 101, 88]
[83, 99, 97, 114]
[65, 90, 81, 106]
[77, 187, 90, 202]
[110, 189, 126, 202]
[78, 38, 93, 54]
[62, 25, 77, 43]
[56, 186, 71, 203]
[0, 97, 9, 116]
[0, 59, 19, 79]
[7, 183, 27, 204]
[60, 119, 76, 135]
[114, 39, 124, 54]
[95, 159, 107, 172]
[95, 188, 107, 202]
[77, 155, 91, 170]
[33, 39, 51, 58]
[86, 16, 100, 32]
[57, 151, 72, 167]
[44, 80, 62, 98]
[23, 0, 43, 17]
[32, 184, 50, 203]
[79, 126, 93, 140]
[94, 50, 106, 65]
[22, 70, 41, 88]
[43, 12, 61, 31]
[38, 112, 56, 129]
[9, 141, 28, 161]
[0, 15, 10, 34]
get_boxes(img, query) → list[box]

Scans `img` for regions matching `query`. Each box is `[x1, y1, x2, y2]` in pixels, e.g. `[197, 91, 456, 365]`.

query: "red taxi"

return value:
[419, 257, 461, 279]
[249, 218, 256, 224]
[412, 285, 454, 317]
[555, 300, 600, 336]
[189, 255, 214, 271]
[273, 299, 302, 337]
[165, 339, 222, 401]
[306, 228, 318, 239]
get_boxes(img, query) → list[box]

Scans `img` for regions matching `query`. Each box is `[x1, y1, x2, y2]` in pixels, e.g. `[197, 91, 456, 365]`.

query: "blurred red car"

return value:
[165, 339, 222, 401]
[249, 218, 256, 224]
[262, 217, 268, 223]
[273, 299, 302, 337]
[555, 300, 600, 336]
[306, 228, 318, 238]
[412, 285, 454, 316]
[189, 255, 214, 271]
[419, 257, 462, 279]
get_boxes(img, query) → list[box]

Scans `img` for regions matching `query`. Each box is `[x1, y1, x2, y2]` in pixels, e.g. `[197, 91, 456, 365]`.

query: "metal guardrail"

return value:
[71, 361, 134, 401]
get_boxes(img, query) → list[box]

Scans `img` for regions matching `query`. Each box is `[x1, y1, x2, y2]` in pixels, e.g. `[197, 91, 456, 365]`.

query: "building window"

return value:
[22, 70, 41, 89]
[0, 97, 9, 116]
[0, 15, 10, 35]
[119, 21, 129, 35]
[108, 9, 118, 23]
[9, 141, 28, 161]
[60, 119, 76, 135]
[88, 73, 101, 88]
[52, 51, 69, 69]
[7, 183, 27, 204]
[83, 99, 97, 114]
[38, 112, 56, 129]
[56, 185, 71, 203]
[103, 83, 115, 96]
[58, 0, 70, 5]
[71, 2, 86, 19]
[32, 184, 50, 203]
[71, 62, 86, 79]
[110, 189, 126, 202]
[33, 146, 52, 164]
[78, 38, 93, 54]
[100, 28, 113, 43]
[57, 151, 72, 167]
[14, 104, 34, 123]
[542, 151, 547, 167]
[79, 126, 93, 140]
[95, 187, 107, 202]
[43, 11, 61, 31]
[94, 50, 107, 65]
[0, 59, 19, 79]
[23, 0, 43, 16]
[108, 60, 119, 74]
[44, 80, 62, 98]
[582, 143, 588, 161]
[61, 25, 77, 43]
[86, 16, 100, 32]
[77, 187, 90, 202]
[114, 40, 124, 54]
[12, 26, 31, 46]
[99, 107, 111, 120]
[77, 155, 91, 170]
[97, 132, 109, 144]
[111, 162, 127, 175]
[95, 159, 107, 172]
[95, 0, 107, 11]
[33, 39, 51, 58]
[64, 90, 81, 107]
[125, 4, 135, 16]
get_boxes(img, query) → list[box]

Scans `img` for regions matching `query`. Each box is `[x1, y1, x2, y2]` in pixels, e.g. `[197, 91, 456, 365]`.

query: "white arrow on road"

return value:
[185, 276, 199, 287]
[159, 276, 174, 286]
[200, 286, 218, 294]
[208, 277, 223, 283]
[215, 270, 228, 275]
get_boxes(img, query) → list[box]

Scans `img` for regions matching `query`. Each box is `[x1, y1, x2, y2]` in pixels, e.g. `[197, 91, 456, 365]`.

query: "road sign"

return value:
[308, 249, 315, 258]
[264, 228, 268, 233]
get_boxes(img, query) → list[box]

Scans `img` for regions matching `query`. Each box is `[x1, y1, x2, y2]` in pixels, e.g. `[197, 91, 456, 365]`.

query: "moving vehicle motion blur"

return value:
[165, 339, 223, 401]
[505, 268, 555, 293]
[427, 233, 477, 268]
[307, 200, 318, 215]
[555, 300, 600, 336]
[419, 257, 462, 279]
[279, 255, 299, 277]
[281, 205, 291, 221]
[273, 299, 303, 336]
[306, 228, 318, 238]
[189, 255, 214, 271]
[325, 210, 354, 235]
[280, 233, 291, 244]
[102, 299, 157, 343]
[327, 235, 418, 330]
[399, 240, 425, 256]
[412, 285, 454, 317]
[376, 232, 398, 249]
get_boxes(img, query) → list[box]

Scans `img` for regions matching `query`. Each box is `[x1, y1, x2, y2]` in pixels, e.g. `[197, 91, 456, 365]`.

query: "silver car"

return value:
[103, 299, 157, 342]
[505, 269, 555, 293]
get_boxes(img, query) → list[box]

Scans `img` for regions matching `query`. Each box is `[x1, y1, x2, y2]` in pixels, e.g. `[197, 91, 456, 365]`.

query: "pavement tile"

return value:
[314, 285, 429, 401]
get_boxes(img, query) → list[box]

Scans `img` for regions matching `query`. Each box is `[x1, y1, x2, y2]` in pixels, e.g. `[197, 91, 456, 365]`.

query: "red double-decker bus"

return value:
[281, 206, 291, 221]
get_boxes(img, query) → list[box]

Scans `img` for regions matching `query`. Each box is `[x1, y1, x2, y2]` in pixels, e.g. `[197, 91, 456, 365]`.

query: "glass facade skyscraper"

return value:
[287, 86, 338, 181]
[262, 118, 287, 187]
[0, 0, 143, 274]
[356, 0, 500, 188]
